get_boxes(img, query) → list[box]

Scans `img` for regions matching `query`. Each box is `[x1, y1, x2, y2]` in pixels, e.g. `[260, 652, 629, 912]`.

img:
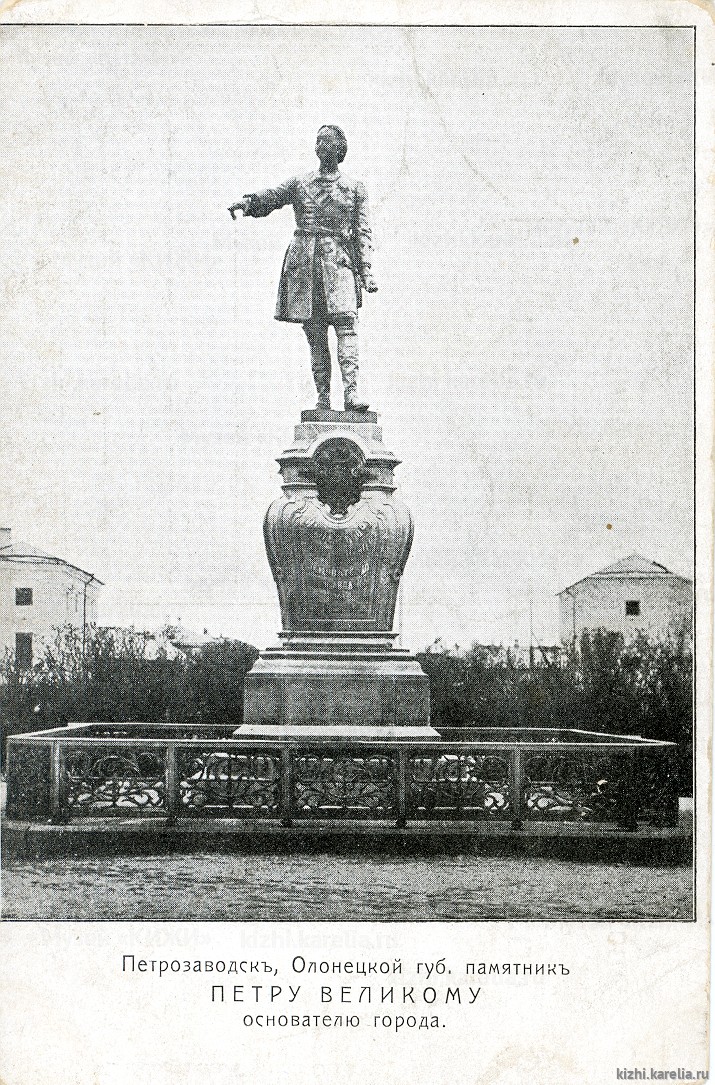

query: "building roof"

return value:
[168, 626, 221, 650]
[558, 553, 691, 595]
[594, 554, 673, 576]
[0, 534, 103, 584]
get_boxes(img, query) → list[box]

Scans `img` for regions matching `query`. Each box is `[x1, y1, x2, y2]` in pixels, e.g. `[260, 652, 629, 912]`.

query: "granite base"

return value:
[241, 631, 434, 735]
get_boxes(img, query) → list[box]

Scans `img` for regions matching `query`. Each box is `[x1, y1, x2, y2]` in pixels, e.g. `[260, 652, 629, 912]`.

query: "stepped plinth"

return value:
[239, 410, 436, 739]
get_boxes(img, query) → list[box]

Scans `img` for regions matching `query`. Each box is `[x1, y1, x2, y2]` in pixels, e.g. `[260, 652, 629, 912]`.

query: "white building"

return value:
[96, 624, 219, 662]
[558, 554, 692, 648]
[0, 528, 103, 667]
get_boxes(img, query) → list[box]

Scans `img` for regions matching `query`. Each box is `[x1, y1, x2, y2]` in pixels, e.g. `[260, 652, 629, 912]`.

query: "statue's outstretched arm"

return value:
[228, 178, 297, 220]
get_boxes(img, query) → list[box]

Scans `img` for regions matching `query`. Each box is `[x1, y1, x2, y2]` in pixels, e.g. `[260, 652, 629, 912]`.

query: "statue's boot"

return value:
[303, 320, 332, 410]
[336, 318, 368, 412]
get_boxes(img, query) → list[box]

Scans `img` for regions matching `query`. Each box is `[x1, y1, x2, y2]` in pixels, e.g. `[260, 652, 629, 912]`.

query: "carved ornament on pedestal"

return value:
[264, 435, 413, 633]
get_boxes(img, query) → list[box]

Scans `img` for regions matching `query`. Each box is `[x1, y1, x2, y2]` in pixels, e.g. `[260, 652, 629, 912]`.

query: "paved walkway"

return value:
[2, 848, 692, 921]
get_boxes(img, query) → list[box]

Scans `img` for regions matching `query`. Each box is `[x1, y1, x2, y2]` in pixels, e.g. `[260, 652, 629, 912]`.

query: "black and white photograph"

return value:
[0, 7, 711, 1084]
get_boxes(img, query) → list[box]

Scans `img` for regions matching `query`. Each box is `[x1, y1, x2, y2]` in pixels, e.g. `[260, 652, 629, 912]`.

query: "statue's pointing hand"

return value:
[362, 273, 378, 294]
[228, 198, 249, 220]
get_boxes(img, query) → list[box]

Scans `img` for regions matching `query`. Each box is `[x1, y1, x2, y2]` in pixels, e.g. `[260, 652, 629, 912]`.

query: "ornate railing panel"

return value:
[63, 746, 167, 817]
[408, 753, 512, 819]
[522, 751, 680, 827]
[292, 754, 396, 818]
[631, 752, 680, 827]
[5, 741, 53, 820]
[178, 749, 281, 817]
[523, 752, 631, 824]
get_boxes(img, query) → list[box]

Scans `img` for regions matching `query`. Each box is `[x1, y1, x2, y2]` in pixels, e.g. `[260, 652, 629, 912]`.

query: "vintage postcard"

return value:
[0, 3, 712, 1083]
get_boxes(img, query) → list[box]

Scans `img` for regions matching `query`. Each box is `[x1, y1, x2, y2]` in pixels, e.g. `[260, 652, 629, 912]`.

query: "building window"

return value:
[15, 632, 33, 668]
[15, 587, 33, 606]
[625, 600, 641, 617]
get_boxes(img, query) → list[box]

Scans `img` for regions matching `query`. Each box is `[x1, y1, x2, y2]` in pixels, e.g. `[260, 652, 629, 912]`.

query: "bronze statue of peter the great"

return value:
[229, 125, 377, 413]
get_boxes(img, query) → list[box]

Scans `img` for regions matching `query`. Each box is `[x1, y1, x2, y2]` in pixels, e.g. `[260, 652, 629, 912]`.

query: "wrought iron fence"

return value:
[5, 724, 680, 831]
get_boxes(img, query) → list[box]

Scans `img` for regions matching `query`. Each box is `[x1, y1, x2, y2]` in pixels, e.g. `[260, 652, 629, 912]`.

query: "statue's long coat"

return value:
[243, 170, 374, 323]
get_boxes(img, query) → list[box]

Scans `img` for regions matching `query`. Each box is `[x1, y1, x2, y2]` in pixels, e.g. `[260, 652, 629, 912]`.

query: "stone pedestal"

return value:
[240, 410, 435, 739]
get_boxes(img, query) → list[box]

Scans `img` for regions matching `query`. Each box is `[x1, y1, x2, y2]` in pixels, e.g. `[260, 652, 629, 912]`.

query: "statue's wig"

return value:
[318, 125, 348, 163]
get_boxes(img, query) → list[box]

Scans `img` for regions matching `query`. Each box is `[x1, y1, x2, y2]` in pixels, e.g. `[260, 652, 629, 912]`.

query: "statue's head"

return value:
[316, 125, 348, 165]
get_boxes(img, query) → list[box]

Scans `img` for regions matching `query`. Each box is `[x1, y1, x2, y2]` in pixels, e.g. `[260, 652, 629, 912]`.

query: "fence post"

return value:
[510, 747, 524, 830]
[396, 748, 407, 828]
[664, 748, 680, 828]
[49, 740, 65, 824]
[617, 750, 638, 832]
[165, 743, 179, 823]
[281, 746, 293, 828]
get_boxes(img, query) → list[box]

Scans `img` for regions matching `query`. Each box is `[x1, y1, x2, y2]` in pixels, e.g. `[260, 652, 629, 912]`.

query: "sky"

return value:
[0, 24, 694, 651]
